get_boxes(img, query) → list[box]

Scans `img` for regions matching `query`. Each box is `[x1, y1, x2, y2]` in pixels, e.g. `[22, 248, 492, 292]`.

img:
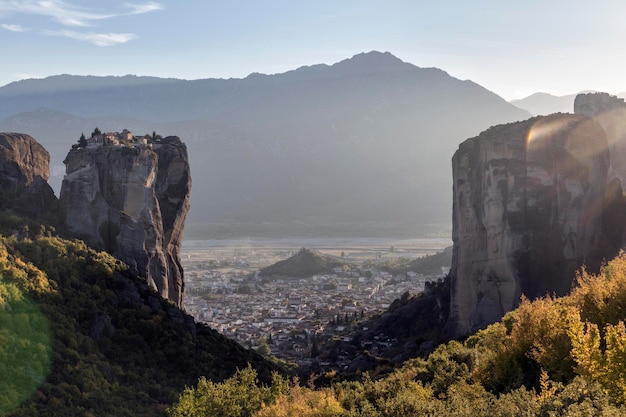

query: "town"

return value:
[181, 238, 450, 368]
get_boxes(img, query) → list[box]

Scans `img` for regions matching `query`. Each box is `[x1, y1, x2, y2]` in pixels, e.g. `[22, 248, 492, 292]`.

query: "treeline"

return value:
[0, 210, 278, 416]
[168, 253, 626, 416]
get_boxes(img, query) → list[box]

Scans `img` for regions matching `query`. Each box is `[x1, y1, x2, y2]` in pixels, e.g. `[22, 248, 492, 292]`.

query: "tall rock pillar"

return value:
[449, 114, 611, 336]
[60, 136, 191, 307]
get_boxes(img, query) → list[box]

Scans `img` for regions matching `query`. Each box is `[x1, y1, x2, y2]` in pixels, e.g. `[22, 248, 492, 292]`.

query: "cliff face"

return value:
[574, 93, 626, 210]
[0, 132, 58, 216]
[449, 114, 614, 336]
[59, 137, 191, 307]
[0, 132, 49, 197]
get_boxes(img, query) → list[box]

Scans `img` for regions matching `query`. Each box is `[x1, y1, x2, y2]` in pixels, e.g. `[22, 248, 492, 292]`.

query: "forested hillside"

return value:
[0, 212, 279, 416]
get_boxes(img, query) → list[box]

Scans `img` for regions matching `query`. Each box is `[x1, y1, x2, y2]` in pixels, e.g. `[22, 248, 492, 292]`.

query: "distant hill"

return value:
[510, 92, 578, 115]
[375, 245, 452, 276]
[510, 91, 626, 116]
[0, 51, 531, 230]
[259, 248, 344, 278]
[406, 245, 452, 273]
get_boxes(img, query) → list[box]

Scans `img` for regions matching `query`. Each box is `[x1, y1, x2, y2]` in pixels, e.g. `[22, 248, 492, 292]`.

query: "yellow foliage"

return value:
[256, 384, 344, 417]
[560, 252, 626, 402]
[507, 296, 577, 381]
[568, 310, 603, 380]
[0, 239, 54, 294]
[569, 251, 626, 328]
[604, 321, 626, 402]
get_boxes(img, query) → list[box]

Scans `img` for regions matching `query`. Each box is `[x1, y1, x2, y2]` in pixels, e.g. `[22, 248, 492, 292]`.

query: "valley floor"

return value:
[181, 237, 450, 365]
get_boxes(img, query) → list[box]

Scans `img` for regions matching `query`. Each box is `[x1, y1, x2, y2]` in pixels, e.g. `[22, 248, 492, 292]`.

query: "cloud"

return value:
[125, 2, 163, 15]
[1, 23, 27, 32]
[0, 0, 114, 27]
[46, 29, 136, 46]
[0, 1, 162, 46]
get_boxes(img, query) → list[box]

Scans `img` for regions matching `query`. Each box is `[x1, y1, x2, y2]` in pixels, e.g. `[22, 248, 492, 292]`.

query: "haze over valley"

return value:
[0, 51, 532, 235]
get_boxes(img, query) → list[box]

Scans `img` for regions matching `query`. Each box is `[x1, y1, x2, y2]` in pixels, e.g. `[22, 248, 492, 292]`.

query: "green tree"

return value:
[72, 132, 88, 149]
[91, 127, 101, 138]
[257, 337, 270, 357]
[168, 365, 286, 417]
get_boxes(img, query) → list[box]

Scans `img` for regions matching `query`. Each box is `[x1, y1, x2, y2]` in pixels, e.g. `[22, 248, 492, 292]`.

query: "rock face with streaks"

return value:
[0, 132, 49, 199]
[0, 132, 59, 216]
[449, 113, 615, 336]
[59, 137, 191, 307]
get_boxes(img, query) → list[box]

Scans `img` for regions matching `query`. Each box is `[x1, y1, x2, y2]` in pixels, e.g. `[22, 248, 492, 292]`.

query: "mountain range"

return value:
[0, 51, 531, 232]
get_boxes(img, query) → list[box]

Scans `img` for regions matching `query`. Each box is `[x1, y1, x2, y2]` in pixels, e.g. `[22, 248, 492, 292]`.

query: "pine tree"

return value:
[78, 133, 87, 148]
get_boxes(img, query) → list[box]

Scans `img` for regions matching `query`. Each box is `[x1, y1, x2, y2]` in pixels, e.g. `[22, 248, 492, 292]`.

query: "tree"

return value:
[78, 133, 87, 148]
[91, 127, 101, 138]
[168, 365, 285, 417]
[310, 340, 320, 358]
[257, 337, 270, 357]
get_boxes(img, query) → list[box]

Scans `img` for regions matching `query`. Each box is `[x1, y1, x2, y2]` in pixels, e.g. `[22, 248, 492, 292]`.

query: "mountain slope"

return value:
[0, 213, 279, 416]
[0, 52, 531, 229]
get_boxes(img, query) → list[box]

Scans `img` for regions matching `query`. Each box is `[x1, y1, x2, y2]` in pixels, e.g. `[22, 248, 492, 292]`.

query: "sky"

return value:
[1, 0, 626, 100]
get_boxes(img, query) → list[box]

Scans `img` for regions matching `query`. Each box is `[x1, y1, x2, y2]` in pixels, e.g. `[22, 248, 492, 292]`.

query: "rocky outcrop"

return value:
[0, 132, 52, 206]
[575, 93, 626, 189]
[59, 137, 191, 307]
[449, 114, 616, 337]
[13, 175, 60, 217]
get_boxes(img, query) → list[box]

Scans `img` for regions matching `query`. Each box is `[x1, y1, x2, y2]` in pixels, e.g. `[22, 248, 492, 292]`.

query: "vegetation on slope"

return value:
[169, 252, 626, 416]
[374, 246, 452, 276]
[0, 210, 279, 416]
[258, 248, 345, 279]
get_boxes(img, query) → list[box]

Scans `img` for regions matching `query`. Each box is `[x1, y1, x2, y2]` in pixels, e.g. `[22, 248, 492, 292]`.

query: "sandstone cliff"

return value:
[0, 132, 58, 216]
[449, 114, 615, 336]
[59, 137, 191, 307]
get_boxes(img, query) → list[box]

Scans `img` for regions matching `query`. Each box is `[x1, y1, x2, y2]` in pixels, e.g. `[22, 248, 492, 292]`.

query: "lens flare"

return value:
[526, 116, 573, 154]
[0, 281, 52, 414]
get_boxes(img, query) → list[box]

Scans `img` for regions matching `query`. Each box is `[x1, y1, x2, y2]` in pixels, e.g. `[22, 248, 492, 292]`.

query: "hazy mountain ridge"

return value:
[511, 91, 626, 115]
[0, 51, 531, 227]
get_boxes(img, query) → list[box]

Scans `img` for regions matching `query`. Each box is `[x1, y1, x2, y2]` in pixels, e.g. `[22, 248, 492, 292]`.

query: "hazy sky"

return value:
[1, 0, 625, 100]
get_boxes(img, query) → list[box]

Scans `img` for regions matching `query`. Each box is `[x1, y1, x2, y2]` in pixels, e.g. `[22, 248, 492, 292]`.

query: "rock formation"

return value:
[449, 113, 616, 336]
[59, 137, 191, 307]
[574, 93, 626, 191]
[0, 132, 58, 216]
